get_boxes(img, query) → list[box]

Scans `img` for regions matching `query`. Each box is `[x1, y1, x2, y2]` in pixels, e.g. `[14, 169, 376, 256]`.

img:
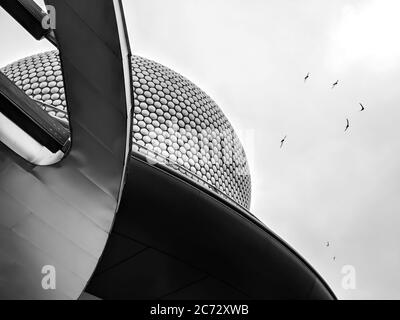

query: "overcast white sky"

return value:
[2, 0, 400, 299]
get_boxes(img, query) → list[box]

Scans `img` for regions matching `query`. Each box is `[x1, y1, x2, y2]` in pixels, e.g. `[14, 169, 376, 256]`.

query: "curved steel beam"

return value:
[0, 0, 132, 299]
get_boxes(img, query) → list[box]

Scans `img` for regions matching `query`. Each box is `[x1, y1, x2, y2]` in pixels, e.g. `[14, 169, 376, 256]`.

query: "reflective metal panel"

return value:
[0, 0, 132, 299]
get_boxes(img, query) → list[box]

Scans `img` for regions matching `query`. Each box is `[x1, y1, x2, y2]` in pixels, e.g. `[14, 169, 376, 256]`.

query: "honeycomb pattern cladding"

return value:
[1, 51, 251, 209]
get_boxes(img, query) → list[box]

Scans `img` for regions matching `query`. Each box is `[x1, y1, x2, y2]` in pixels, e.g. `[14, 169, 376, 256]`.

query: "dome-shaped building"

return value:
[1, 51, 252, 210]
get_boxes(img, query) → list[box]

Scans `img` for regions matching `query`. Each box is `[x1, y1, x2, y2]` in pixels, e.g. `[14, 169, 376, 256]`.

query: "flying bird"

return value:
[280, 136, 287, 148]
[344, 118, 350, 132]
[304, 72, 310, 82]
[332, 80, 339, 89]
[359, 103, 365, 111]
[333, 256, 336, 261]
[326, 241, 330, 247]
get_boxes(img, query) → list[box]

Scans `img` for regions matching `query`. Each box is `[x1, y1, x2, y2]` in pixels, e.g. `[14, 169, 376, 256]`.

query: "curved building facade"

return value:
[0, 0, 335, 300]
[1, 51, 252, 209]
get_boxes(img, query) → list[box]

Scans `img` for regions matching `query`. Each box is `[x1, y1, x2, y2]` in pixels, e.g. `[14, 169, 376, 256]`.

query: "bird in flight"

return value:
[326, 241, 330, 247]
[333, 256, 336, 261]
[332, 80, 339, 89]
[304, 72, 310, 82]
[344, 118, 350, 132]
[359, 103, 365, 111]
[280, 136, 287, 148]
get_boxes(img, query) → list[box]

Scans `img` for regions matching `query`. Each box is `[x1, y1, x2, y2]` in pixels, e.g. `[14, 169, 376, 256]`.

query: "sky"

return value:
[2, 0, 400, 299]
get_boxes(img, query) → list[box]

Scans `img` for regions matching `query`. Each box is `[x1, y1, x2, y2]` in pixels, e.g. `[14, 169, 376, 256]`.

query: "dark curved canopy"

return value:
[86, 153, 335, 300]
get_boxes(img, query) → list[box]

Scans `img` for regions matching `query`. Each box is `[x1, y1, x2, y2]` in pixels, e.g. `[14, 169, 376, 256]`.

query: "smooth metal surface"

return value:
[86, 156, 335, 300]
[0, 0, 132, 299]
[0, 72, 69, 153]
[0, 112, 64, 165]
